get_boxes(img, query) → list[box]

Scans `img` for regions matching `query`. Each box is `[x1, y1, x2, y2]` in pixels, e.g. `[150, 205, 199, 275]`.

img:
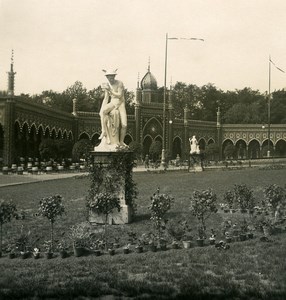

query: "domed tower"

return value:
[141, 61, 158, 103]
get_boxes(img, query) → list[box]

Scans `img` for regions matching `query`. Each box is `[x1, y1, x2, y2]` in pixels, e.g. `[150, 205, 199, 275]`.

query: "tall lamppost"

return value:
[267, 57, 271, 158]
[267, 56, 285, 158]
[161, 33, 204, 167]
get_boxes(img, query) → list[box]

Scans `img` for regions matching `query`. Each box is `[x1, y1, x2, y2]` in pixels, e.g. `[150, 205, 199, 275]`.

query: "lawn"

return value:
[0, 168, 286, 299]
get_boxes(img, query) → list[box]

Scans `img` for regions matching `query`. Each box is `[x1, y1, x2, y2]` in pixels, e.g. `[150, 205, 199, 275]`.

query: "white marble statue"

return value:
[95, 69, 128, 151]
[189, 135, 200, 154]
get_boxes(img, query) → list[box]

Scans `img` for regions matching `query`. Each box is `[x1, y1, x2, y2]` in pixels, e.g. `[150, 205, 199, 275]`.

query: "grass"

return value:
[0, 168, 286, 299]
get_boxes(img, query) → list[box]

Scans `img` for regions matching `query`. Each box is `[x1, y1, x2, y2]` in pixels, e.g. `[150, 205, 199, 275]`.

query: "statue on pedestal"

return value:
[95, 69, 128, 151]
[189, 135, 200, 155]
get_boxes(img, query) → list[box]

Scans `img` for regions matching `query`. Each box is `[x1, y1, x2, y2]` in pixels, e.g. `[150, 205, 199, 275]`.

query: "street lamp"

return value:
[267, 58, 271, 158]
[267, 56, 285, 158]
[161, 33, 204, 167]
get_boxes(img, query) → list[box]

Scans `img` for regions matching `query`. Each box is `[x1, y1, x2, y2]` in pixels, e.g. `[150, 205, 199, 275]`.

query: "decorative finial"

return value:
[137, 72, 140, 88]
[148, 57, 150, 72]
[11, 49, 14, 65]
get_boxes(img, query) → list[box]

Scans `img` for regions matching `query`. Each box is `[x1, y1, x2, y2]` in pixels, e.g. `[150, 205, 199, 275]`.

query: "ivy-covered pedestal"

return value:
[88, 150, 137, 225]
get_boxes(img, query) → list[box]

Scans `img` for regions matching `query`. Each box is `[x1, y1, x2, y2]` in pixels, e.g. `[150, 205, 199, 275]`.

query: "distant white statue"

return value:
[189, 135, 200, 154]
[95, 69, 128, 151]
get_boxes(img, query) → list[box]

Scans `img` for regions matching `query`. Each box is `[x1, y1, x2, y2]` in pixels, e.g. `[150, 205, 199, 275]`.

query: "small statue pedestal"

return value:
[88, 150, 134, 225]
[189, 153, 203, 172]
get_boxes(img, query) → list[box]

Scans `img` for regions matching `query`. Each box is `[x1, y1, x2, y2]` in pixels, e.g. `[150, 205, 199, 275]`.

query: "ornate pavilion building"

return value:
[0, 57, 286, 166]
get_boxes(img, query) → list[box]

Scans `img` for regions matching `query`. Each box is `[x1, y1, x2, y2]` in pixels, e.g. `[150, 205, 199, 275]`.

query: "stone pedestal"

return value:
[189, 153, 203, 172]
[88, 150, 134, 225]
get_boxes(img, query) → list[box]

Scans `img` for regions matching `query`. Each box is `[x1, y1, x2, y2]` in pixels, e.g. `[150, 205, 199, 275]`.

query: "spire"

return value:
[7, 49, 16, 96]
[148, 57, 150, 72]
[137, 72, 140, 89]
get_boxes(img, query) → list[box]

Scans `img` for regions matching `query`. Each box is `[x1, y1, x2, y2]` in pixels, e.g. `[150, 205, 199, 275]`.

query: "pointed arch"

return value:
[68, 131, 73, 141]
[172, 136, 182, 159]
[63, 130, 68, 140]
[143, 135, 153, 156]
[275, 139, 286, 157]
[44, 126, 50, 138]
[124, 134, 133, 145]
[57, 129, 63, 139]
[198, 138, 206, 151]
[235, 139, 247, 159]
[143, 117, 163, 139]
[91, 133, 100, 146]
[248, 139, 261, 159]
[0, 123, 4, 158]
[79, 132, 90, 140]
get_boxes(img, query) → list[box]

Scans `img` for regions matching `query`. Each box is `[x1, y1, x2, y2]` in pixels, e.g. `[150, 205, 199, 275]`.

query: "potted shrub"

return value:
[43, 240, 53, 259]
[149, 188, 173, 250]
[233, 184, 255, 213]
[108, 248, 115, 256]
[38, 195, 65, 253]
[17, 166, 24, 175]
[239, 219, 248, 241]
[14, 226, 31, 259]
[142, 232, 157, 252]
[223, 190, 235, 212]
[69, 223, 90, 257]
[166, 219, 189, 249]
[91, 239, 103, 256]
[189, 189, 218, 247]
[0, 199, 17, 257]
[134, 237, 144, 253]
[33, 247, 41, 259]
[209, 229, 216, 245]
[7, 242, 16, 259]
[225, 231, 232, 243]
[127, 230, 143, 253]
[2, 166, 9, 175]
[123, 244, 130, 254]
[58, 240, 68, 258]
[196, 225, 206, 247]
[263, 184, 286, 222]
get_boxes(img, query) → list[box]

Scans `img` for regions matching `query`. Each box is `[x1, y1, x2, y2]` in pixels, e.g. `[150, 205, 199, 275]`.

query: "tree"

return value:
[38, 195, 65, 252]
[149, 141, 162, 161]
[72, 139, 93, 161]
[63, 81, 89, 111]
[189, 189, 217, 239]
[224, 144, 237, 159]
[39, 139, 57, 160]
[55, 139, 73, 160]
[128, 141, 143, 160]
[204, 143, 219, 161]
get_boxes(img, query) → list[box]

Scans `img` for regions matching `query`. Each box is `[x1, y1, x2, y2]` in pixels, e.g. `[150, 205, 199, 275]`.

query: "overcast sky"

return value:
[0, 0, 286, 95]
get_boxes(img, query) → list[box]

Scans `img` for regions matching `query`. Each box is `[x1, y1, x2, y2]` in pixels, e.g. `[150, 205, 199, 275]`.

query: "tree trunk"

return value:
[50, 221, 54, 252]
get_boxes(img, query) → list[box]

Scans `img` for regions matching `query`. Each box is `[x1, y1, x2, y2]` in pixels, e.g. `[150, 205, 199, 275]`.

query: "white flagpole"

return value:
[161, 33, 168, 167]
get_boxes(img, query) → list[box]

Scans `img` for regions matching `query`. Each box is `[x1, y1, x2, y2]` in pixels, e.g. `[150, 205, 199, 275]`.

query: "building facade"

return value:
[1, 61, 286, 166]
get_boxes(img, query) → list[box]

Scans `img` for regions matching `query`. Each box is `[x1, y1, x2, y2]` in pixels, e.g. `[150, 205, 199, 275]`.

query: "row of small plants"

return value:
[1, 183, 285, 259]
